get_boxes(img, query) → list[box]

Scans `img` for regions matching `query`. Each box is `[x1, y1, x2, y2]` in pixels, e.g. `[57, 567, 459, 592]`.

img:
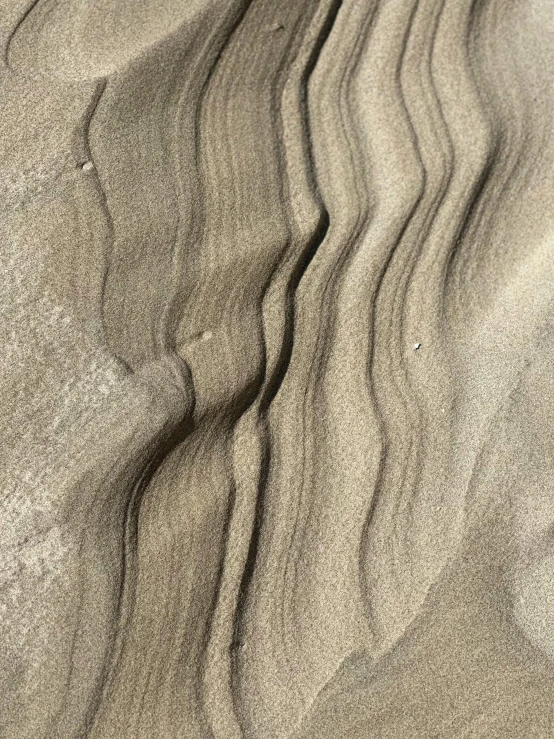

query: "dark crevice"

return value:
[89, 409, 196, 734]
[230, 0, 344, 709]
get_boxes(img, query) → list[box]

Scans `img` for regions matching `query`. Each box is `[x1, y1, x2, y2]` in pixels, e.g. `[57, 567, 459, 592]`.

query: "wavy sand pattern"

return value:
[1, 0, 554, 737]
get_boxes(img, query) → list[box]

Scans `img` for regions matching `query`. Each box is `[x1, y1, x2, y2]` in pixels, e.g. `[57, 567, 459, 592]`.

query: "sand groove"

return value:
[1, 1, 554, 737]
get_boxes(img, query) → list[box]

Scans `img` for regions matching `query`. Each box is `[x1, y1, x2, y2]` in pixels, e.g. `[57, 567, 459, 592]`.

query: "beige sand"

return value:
[1, 0, 554, 737]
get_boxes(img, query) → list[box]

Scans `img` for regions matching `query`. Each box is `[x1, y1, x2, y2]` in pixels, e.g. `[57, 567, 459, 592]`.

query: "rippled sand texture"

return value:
[2, 0, 554, 737]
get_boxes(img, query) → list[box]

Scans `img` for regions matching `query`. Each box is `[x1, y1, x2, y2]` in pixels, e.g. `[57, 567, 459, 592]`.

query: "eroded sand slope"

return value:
[1, 0, 554, 737]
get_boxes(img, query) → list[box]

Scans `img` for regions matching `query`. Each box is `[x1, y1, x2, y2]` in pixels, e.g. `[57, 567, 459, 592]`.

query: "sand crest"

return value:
[1, 0, 554, 737]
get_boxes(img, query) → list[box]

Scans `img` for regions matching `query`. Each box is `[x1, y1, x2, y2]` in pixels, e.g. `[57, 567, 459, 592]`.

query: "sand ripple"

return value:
[1, 1, 554, 737]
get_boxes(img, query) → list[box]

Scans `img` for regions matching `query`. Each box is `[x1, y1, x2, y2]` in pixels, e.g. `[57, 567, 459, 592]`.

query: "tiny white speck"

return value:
[414, 343, 421, 350]
[81, 161, 94, 173]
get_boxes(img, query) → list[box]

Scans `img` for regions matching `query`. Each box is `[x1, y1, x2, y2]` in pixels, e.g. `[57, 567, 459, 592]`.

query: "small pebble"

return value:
[81, 161, 94, 173]
[414, 343, 421, 350]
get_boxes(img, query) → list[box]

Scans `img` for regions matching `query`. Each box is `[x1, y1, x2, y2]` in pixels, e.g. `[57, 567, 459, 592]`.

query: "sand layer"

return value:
[1, 0, 554, 737]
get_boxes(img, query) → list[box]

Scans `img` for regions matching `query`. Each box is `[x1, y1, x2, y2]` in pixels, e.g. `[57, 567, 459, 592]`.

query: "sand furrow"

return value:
[2, 1, 554, 737]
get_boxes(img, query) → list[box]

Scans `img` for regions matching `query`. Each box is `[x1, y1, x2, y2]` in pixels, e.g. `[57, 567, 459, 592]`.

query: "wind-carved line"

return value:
[250, 0, 345, 453]
[336, 1, 421, 659]
[77, 76, 200, 737]
[195, 3, 345, 736]
[3, 0, 41, 69]
[91, 411, 196, 734]
[276, 0, 382, 683]
[361, 0, 501, 664]
[234, 0, 344, 630]
[79, 79, 118, 355]
[107, 7, 259, 739]
[360, 0, 452, 654]
[288, 0, 443, 664]
[223, 5, 388, 736]
[161, 0, 255, 360]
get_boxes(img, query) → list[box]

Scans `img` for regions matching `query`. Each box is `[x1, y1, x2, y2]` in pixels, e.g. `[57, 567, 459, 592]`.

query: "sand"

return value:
[1, 0, 554, 737]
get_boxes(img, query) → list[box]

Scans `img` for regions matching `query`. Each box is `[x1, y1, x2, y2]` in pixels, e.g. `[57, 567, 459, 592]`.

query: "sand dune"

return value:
[1, 0, 554, 737]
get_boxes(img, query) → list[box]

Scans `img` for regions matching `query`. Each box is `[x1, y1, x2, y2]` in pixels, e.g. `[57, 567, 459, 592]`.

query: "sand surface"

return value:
[1, 0, 554, 737]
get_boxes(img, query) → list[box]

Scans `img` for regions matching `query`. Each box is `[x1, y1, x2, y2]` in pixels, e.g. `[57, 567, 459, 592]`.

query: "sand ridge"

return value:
[1, 0, 554, 737]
